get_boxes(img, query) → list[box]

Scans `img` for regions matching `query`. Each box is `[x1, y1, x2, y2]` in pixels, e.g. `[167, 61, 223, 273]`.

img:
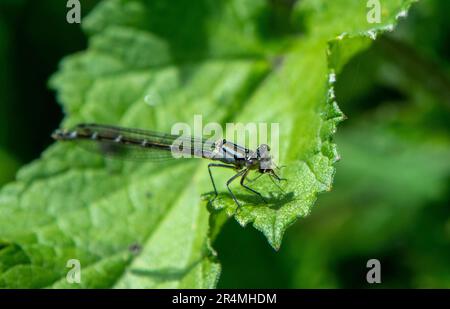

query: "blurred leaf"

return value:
[216, 110, 450, 288]
[285, 116, 450, 287]
[0, 0, 417, 288]
[392, 0, 450, 71]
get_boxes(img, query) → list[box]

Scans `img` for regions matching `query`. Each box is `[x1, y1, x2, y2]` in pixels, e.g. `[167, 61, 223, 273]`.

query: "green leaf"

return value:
[0, 0, 417, 287]
[207, 0, 418, 249]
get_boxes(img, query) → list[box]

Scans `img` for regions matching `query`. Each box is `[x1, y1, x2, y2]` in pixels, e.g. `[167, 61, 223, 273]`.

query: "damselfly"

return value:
[52, 123, 285, 207]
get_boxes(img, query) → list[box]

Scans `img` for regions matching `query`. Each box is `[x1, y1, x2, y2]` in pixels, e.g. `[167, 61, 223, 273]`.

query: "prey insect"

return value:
[52, 123, 285, 208]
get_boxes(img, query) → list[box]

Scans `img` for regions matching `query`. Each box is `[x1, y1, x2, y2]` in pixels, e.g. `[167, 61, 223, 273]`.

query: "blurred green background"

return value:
[0, 0, 449, 288]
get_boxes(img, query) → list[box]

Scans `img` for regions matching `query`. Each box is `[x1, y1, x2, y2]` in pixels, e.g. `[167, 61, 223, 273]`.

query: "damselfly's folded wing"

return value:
[52, 123, 216, 162]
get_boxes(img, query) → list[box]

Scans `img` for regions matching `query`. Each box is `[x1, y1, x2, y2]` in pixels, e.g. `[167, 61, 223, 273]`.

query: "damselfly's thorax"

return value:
[213, 139, 275, 173]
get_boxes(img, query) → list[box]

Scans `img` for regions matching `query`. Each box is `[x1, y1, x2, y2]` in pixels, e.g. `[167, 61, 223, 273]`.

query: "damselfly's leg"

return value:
[240, 169, 267, 204]
[208, 163, 235, 200]
[246, 172, 264, 183]
[269, 174, 286, 193]
[226, 169, 247, 208]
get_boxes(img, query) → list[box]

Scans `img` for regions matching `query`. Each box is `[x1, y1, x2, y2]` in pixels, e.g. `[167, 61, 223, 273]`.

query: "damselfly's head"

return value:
[256, 144, 274, 172]
[256, 144, 286, 185]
